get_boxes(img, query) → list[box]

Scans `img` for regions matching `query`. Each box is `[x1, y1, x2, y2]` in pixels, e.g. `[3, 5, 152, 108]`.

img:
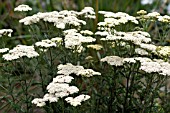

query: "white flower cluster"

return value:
[101, 55, 170, 76]
[147, 12, 160, 18]
[77, 69, 101, 77]
[65, 94, 90, 106]
[35, 39, 57, 48]
[32, 63, 98, 107]
[78, 7, 96, 19]
[135, 48, 149, 55]
[141, 0, 154, 5]
[51, 37, 62, 44]
[14, 4, 32, 12]
[95, 31, 111, 36]
[100, 30, 151, 45]
[47, 82, 79, 97]
[19, 9, 87, 29]
[58, 63, 84, 76]
[32, 75, 79, 107]
[158, 15, 170, 23]
[139, 43, 157, 52]
[98, 11, 138, 28]
[2, 45, 39, 61]
[137, 10, 147, 15]
[57, 63, 101, 77]
[137, 10, 170, 23]
[0, 29, 13, 37]
[156, 46, 170, 56]
[140, 61, 161, 73]
[80, 30, 93, 35]
[64, 29, 96, 52]
[140, 59, 170, 76]
[101, 56, 124, 66]
[0, 48, 9, 53]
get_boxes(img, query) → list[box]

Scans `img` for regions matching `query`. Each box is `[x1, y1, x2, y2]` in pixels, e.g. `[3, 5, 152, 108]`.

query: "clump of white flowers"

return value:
[35, 39, 57, 48]
[32, 75, 79, 107]
[80, 30, 93, 35]
[101, 56, 124, 66]
[139, 43, 157, 52]
[32, 98, 46, 107]
[2, 45, 39, 61]
[32, 63, 99, 107]
[0, 29, 13, 37]
[98, 11, 138, 29]
[158, 15, 170, 23]
[14, 4, 32, 12]
[147, 12, 160, 19]
[0, 48, 9, 53]
[57, 63, 101, 77]
[65, 94, 90, 106]
[19, 7, 96, 28]
[64, 29, 96, 52]
[100, 30, 151, 45]
[95, 31, 111, 36]
[77, 69, 101, 77]
[101, 55, 170, 76]
[137, 10, 169, 23]
[156, 46, 170, 56]
[79, 7, 96, 19]
[51, 37, 62, 44]
[137, 10, 147, 15]
[57, 63, 84, 76]
[135, 48, 149, 55]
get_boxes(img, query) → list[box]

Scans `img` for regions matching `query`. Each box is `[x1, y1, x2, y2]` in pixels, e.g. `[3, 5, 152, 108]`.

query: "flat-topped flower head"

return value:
[19, 10, 86, 27]
[57, 63, 84, 76]
[139, 43, 157, 52]
[95, 31, 110, 36]
[0, 29, 13, 37]
[135, 48, 149, 55]
[101, 30, 151, 45]
[43, 94, 59, 103]
[80, 30, 93, 35]
[35, 39, 57, 48]
[53, 75, 74, 83]
[157, 46, 170, 56]
[158, 15, 170, 23]
[137, 10, 147, 15]
[57, 63, 101, 77]
[2, 45, 39, 61]
[141, 0, 154, 5]
[51, 37, 62, 45]
[64, 31, 96, 50]
[19, 15, 40, 25]
[101, 56, 124, 66]
[79, 7, 96, 19]
[14, 4, 32, 12]
[32, 98, 46, 107]
[77, 69, 101, 77]
[147, 12, 160, 18]
[98, 11, 138, 25]
[0, 48, 9, 53]
[65, 94, 90, 106]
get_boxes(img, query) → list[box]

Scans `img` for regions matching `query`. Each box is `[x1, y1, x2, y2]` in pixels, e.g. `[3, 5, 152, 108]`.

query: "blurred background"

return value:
[1, 0, 170, 26]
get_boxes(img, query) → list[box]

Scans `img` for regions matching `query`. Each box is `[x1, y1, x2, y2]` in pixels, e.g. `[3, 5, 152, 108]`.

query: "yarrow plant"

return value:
[1, 3, 170, 113]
